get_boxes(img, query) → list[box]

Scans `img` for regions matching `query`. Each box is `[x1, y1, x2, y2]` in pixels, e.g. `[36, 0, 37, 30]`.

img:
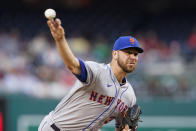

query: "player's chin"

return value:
[126, 66, 136, 73]
[124, 67, 135, 73]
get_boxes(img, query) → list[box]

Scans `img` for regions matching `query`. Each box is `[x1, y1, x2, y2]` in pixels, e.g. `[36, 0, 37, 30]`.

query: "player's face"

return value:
[117, 48, 139, 73]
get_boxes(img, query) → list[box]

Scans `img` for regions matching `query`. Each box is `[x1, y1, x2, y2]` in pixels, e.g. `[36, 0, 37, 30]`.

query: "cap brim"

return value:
[120, 47, 144, 53]
[134, 47, 144, 53]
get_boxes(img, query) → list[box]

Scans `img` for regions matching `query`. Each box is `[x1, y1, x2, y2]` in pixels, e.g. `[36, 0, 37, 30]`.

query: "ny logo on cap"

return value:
[130, 37, 135, 44]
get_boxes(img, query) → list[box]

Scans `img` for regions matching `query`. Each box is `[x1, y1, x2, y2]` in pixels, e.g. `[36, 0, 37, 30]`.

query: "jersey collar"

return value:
[107, 64, 127, 87]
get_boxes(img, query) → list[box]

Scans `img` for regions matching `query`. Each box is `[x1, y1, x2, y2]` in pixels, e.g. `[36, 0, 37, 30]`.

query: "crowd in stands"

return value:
[0, 10, 196, 100]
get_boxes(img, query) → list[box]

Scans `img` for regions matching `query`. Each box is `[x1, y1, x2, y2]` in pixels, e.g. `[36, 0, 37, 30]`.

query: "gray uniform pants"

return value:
[38, 114, 102, 131]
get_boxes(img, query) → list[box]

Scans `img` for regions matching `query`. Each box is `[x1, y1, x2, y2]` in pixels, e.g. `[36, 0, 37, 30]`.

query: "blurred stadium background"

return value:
[0, 0, 196, 131]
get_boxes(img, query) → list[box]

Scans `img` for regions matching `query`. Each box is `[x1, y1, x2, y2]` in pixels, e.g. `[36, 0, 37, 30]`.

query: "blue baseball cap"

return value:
[113, 36, 144, 53]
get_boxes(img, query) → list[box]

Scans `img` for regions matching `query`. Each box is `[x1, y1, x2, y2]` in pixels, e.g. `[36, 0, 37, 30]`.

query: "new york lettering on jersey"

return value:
[89, 90, 128, 114]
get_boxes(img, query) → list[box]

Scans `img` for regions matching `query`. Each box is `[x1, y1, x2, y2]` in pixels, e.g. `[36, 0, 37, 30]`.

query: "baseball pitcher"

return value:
[38, 18, 143, 131]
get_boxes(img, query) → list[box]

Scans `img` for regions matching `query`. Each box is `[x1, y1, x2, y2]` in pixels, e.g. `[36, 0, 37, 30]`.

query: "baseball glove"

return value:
[119, 104, 142, 131]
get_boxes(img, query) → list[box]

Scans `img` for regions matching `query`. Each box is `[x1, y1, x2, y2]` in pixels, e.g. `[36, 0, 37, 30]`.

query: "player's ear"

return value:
[112, 50, 118, 60]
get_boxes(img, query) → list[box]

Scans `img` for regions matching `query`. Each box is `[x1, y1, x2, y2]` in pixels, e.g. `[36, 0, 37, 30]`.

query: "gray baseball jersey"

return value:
[39, 60, 136, 131]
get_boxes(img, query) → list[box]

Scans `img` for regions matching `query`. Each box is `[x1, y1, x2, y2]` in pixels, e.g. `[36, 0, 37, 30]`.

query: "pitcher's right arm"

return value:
[47, 19, 81, 75]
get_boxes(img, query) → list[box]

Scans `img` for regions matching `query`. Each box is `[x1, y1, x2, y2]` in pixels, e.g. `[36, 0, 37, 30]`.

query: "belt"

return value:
[51, 123, 60, 131]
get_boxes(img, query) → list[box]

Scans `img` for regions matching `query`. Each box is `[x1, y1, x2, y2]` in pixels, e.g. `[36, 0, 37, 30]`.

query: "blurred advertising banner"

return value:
[0, 94, 196, 131]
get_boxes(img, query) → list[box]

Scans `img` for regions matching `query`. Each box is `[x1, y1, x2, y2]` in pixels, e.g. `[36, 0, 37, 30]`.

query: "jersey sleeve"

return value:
[73, 59, 100, 86]
[74, 59, 88, 82]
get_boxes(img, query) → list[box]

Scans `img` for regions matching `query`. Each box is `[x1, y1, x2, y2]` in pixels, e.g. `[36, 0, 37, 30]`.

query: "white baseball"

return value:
[44, 8, 56, 19]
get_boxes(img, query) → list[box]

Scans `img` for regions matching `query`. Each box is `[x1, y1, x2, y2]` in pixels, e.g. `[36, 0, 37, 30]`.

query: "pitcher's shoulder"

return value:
[85, 61, 108, 70]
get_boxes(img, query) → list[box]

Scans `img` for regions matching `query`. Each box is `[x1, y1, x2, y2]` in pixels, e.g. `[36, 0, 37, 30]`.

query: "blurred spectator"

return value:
[92, 35, 110, 62]
[69, 36, 91, 60]
[186, 25, 196, 62]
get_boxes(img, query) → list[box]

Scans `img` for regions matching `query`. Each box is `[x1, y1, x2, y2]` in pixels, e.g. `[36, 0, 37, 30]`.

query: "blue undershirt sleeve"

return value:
[73, 58, 87, 82]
